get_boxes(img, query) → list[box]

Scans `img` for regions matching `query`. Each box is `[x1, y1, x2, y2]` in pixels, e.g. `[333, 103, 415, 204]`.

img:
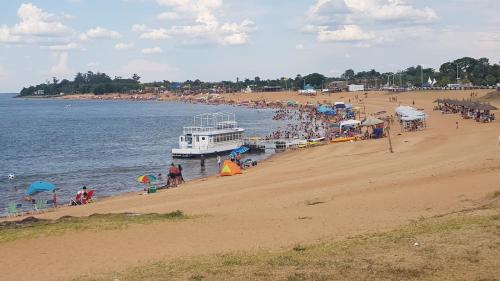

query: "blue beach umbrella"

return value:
[230, 146, 250, 157]
[26, 181, 56, 196]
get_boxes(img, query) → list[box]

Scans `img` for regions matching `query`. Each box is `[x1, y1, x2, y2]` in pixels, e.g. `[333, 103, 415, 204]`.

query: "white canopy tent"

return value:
[339, 119, 361, 133]
[395, 106, 427, 121]
[395, 106, 427, 131]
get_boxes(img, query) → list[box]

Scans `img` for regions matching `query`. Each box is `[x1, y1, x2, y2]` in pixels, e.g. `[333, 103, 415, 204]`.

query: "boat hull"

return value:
[172, 142, 243, 158]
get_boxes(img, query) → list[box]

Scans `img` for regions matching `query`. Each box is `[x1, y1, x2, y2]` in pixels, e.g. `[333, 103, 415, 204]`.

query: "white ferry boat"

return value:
[171, 112, 245, 158]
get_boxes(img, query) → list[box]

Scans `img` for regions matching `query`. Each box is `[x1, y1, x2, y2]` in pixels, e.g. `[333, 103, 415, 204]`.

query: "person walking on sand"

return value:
[52, 189, 57, 208]
[217, 155, 221, 168]
[456, 121, 459, 129]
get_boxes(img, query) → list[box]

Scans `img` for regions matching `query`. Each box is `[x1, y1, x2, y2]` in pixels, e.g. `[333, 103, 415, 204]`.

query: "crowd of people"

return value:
[268, 102, 373, 141]
[166, 163, 184, 187]
[436, 99, 496, 123]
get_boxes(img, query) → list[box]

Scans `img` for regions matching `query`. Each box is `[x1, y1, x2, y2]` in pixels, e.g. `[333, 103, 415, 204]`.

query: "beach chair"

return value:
[5, 203, 19, 217]
[35, 200, 47, 213]
[70, 193, 82, 206]
[82, 190, 95, 204]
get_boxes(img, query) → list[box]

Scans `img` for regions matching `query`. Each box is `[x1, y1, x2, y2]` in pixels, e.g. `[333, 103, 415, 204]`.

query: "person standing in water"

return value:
[200, 154, 205, 167]
[177, 164, 184, 183]
[217, 155, 221, 168]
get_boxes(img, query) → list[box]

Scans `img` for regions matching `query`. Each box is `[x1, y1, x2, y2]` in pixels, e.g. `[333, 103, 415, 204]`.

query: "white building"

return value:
[348, 84, 364, 92]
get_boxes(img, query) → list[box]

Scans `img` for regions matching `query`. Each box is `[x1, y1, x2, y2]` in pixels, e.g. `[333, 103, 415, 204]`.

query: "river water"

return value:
[0, 94, 280, 215]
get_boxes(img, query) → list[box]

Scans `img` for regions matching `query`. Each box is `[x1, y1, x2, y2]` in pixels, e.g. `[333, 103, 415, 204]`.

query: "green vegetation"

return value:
[20, 57, 500, 95]
[19, 71, 142, 96]
[73, 210, 500, 281]
[0, 210, 187, 243]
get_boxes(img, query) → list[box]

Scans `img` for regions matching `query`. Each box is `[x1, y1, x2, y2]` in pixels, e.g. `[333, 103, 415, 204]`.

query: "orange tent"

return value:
[219, 160, 242, 176]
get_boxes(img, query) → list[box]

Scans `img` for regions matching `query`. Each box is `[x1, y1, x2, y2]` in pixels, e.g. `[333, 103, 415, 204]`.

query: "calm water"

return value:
[0, 94, 280, 215]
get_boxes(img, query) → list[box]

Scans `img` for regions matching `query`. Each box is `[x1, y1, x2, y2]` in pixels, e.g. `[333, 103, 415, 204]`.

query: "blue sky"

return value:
[0, 0, 499, 92]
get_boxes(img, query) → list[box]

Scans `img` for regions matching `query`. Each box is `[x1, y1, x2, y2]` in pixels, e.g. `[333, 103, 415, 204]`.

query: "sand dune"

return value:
[1, 90, 499, 281]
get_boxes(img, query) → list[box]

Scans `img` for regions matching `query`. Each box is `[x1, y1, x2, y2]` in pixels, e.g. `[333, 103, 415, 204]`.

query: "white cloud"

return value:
[295, 44, 305, 50]
[50, 52, 72, 77]
[120, 59, 178, 81]
[300, 24, 327, 34]
[140, 28, 170, 40]
[115, 42, 135, 49]
[344, 0, 438, 23]
[317, 25, 375, 42]
[11, 3, 72, 36]
[308, 0, 438, 24]
[141, 46, 163, 54]
[132, 24, 148, 32]
[0, 25, 22, 43]
[157, 11, 180, 20]
[221, 33, 248, 45]
[144, 0, 255, 46]
[304, 0, 438, 44]
[80, 27, 121, 40]
[43, 42, 86, 51]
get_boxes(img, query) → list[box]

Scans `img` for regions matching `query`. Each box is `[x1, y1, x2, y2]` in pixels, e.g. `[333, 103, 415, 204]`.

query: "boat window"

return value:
[202, 137, 205, 141]
[196, 136, 199, 142]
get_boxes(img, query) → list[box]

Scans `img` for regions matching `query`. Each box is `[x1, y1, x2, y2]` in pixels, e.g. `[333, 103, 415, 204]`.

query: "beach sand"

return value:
[2, 90, 500, 281]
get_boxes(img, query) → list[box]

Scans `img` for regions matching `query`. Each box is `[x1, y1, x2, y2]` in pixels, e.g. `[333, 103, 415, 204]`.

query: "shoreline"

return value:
[4, 88, 497, 222]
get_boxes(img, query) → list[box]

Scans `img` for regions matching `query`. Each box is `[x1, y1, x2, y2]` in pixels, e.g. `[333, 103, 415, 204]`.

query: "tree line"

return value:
[19, 57, 500, 96]
[19, 71, 142, 96]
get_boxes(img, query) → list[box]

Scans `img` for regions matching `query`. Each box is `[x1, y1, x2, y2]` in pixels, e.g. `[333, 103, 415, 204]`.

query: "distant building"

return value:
[34, 89, 45, 95]
[326, 81, 348, 92]
[143, 86, 166, 94]
[348, 84, 364, 92]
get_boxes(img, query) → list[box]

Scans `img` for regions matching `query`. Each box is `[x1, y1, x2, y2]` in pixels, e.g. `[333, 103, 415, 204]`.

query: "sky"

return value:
[0, 0, 499, 92]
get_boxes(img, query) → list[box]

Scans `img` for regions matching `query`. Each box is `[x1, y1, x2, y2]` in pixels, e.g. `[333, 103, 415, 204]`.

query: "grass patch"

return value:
[73, 210, 500, 281]
[0, 210, 187, 243]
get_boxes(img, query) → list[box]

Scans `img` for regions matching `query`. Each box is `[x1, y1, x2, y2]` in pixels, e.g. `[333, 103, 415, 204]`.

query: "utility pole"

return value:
[386, 125, 394, 153]
[420, 65, 423, 87]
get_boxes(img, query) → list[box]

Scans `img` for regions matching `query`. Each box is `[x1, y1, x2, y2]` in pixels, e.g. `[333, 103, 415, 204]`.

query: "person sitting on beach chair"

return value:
[82, 190, 94, 204]
[70, 192, 83, 206]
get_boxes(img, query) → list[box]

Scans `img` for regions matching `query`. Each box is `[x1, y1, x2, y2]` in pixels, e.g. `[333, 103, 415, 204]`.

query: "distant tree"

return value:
[303, 73, 326, 88]
[341, 69, 355, 82]
[132, 73, 141, 82]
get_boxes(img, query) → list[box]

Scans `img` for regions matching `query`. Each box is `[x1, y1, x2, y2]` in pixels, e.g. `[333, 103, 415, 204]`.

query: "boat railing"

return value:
[183, 126, 216, 134]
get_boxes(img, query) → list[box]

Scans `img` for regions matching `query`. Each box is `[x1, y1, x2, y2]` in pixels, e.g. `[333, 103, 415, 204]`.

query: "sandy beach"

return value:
[2, 90, 500, 281]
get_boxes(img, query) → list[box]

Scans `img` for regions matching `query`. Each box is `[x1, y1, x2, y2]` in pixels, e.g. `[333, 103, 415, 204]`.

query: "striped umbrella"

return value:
[137, 174, 156, 184]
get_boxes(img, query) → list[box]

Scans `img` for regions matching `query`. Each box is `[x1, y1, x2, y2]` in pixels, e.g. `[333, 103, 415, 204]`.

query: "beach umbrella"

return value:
[137, 174, 156, 184]
[26, 181, 55, 196]
[362, 116, 384, 126]
[230, 146, 250, 157]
